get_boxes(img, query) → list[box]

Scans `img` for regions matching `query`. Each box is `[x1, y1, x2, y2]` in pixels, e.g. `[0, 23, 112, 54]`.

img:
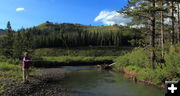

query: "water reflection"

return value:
[57, 66, 164, 96]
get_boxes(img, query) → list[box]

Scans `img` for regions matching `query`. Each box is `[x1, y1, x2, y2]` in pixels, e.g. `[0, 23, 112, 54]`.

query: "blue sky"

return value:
[0, 0, 128, 30]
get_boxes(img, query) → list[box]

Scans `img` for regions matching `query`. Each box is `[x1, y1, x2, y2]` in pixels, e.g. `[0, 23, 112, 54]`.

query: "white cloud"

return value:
[16, 8, 25, 12]
[94, 10, 132, 26]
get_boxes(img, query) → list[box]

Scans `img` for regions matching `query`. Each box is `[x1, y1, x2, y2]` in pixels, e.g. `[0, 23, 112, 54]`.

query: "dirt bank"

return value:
[2, 68, 71, 96]
[114, 68, 165, 88]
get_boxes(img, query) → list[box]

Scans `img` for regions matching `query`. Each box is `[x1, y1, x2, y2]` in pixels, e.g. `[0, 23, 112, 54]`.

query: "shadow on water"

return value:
[51, 66, 165, 96]
[31, 60, 113, 68]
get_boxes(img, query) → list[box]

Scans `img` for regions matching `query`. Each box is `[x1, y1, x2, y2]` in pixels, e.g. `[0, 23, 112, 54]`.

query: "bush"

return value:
[0, 56, 21, 65]
[114, 48, 150, 68]
[0, 56, 7, 62]
[6, 59, 21, 65]
[114, 54, 130, 68]
[164, 45, 180, 72]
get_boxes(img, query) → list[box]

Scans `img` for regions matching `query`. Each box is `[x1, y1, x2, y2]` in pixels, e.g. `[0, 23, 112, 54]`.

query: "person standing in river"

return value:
[22, 52, 31, 83]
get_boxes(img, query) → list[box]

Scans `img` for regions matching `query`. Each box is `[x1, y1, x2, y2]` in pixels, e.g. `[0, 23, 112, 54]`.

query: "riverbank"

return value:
[1, 68, 71, 96]
[0, 62, 22, 94]
[113, 68, 165, 88]
[0, 61, 165, 96]
[113, 45, 180, 88]
[31, 56, 114, 67]
[0, 55, 116, 95]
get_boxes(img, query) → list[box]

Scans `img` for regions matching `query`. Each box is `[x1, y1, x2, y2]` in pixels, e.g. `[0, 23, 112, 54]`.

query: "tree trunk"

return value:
[170, 0, 175, 44]
[177, 3, 180, 44]
[150, 0, 156, 69]
[160, 0, 164, 58]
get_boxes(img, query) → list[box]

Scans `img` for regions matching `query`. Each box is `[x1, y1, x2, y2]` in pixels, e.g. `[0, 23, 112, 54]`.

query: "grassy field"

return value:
[33, 46, 132, 57]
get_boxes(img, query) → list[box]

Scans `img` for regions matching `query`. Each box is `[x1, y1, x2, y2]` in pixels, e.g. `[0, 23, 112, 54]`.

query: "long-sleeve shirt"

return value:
[22, 57, 30, 69]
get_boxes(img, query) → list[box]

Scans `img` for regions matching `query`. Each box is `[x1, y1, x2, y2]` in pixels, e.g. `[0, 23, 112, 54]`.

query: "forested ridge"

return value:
[0, 21, 142, 58]
[22, 22, 142, 48]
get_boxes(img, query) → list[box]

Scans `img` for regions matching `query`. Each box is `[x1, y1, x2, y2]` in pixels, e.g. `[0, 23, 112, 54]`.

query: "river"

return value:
[50, 66, 164, 96]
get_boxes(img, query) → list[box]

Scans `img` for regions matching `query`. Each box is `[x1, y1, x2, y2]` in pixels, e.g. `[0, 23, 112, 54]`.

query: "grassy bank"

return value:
[0, 56, 36, 94]
[114, 45, 180, 86]
[31, 47, 128, 67]
[42, 56, 115, 62]
[33, 46, 132, 57]
[0, 61, 21, 94]
[31, 56, 115, 67]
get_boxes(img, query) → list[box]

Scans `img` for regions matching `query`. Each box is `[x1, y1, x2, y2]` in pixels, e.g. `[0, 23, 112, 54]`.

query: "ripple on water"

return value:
[58, 66, 164, 96]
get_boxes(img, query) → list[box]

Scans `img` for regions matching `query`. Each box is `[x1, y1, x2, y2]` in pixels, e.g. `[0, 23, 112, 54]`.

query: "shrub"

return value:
[164, 45, 180, 71]
[114, 48, 150, 68]
[114, 54, 130, 68]
[0, 56, 7, 62]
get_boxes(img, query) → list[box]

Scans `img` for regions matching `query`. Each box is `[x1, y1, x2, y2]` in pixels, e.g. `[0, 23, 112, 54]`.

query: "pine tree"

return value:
[119, 0, 158, 69]
[1, 21, 14, 57]
[13, 31, 22, 58]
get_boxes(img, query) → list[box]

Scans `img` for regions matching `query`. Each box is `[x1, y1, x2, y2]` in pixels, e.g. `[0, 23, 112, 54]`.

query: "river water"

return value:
[54, 66, 164, 96]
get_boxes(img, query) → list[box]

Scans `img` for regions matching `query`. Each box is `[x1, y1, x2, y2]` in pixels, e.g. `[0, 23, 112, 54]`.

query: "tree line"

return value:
[0, 21, 142, 58]
[0, 21, 33, 59]
[29, 22, 142, 48]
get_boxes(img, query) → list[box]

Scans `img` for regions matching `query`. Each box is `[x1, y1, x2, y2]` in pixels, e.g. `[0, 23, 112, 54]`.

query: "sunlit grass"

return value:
[0, 62, 22, 94]
[42, 56, 116, 63]
[0, 59, 38, 94]
[0, 62, 22, 78]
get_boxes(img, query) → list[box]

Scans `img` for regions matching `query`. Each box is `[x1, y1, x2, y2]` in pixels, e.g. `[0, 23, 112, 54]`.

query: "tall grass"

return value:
[0, 62, 22, 94]
[0, 62, 22, 78]
[114, 45, 180, 84]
